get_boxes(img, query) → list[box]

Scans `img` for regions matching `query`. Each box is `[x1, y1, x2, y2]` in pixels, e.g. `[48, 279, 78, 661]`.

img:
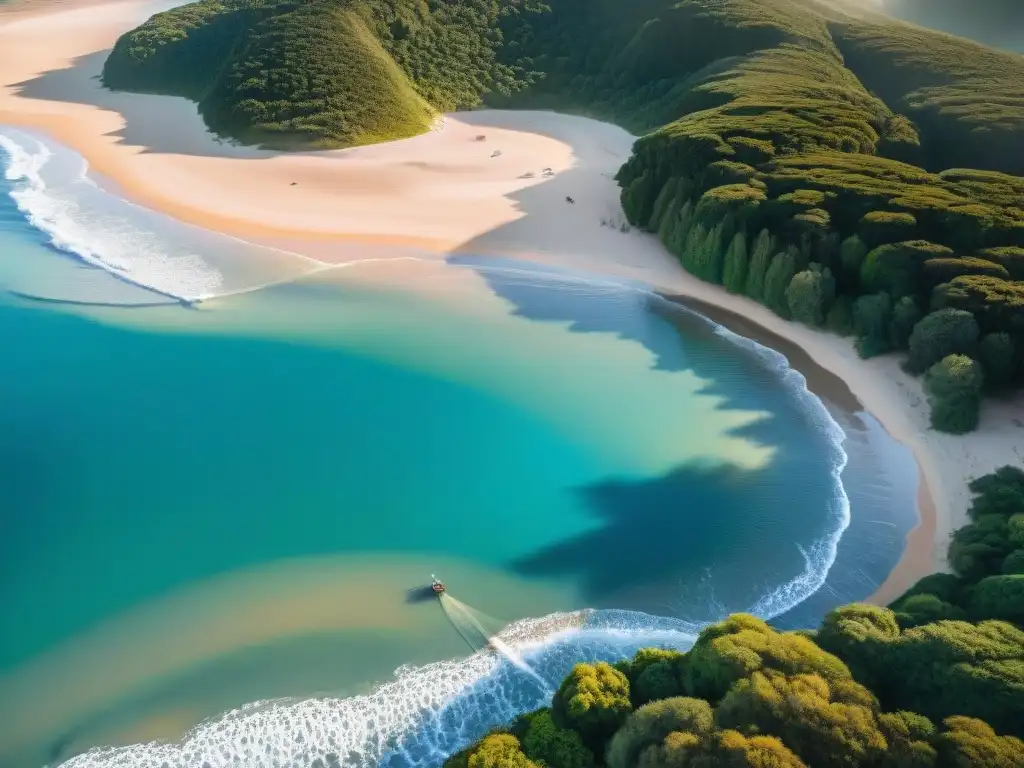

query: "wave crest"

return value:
[0, 129, 224, 301]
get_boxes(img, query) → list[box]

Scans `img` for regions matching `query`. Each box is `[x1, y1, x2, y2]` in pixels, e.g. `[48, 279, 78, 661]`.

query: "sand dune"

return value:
[2, 0, 1023, 604]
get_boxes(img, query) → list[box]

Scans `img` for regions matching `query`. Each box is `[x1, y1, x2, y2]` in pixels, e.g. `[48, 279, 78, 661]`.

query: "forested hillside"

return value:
[883, 0, 1024, 51]
[600, 1, 1024, 433]
[101, 0, 548, 147]
[104, 0, 1024, 431]
[445, 465, 1024, 768]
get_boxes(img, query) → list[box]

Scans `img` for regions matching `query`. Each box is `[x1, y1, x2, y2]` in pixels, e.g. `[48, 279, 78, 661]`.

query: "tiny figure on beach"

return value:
[475, 134, 487, 141]
[290, 182, 297, 186]
[566, 196, 575, 204]
[491, 149, 502, 158]
[542, 167, 554, 176]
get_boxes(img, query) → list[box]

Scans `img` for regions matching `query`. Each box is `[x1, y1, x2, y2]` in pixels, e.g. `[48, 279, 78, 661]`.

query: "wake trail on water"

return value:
[439, 594, 552, 695]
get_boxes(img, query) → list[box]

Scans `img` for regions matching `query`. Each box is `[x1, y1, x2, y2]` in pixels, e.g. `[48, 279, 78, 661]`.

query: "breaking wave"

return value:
[0, 128, 317, 303]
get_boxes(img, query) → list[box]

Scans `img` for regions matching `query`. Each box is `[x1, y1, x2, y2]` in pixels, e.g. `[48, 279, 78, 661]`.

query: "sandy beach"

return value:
[2, 0, 1023, 604]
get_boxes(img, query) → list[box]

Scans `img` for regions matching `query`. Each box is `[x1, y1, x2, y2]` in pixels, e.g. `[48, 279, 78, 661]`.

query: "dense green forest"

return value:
[600, 1, 1024, 433]
[105, 0, 1024, 430]
[101, 0, 549, 147]
[883, 0, 1024, 52]
[445, 465, 1024, 768]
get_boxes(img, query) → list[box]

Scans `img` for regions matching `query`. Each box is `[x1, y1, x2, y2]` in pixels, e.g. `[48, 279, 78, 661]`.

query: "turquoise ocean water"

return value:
[0, 128, 919, 768]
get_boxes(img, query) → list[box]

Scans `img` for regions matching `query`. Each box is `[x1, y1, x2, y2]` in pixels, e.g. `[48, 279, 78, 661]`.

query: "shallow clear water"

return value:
[0, 129, 918, 768]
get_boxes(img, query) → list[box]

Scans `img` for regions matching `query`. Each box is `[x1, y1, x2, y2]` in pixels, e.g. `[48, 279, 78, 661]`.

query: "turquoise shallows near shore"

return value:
[0, 129, 917, 768]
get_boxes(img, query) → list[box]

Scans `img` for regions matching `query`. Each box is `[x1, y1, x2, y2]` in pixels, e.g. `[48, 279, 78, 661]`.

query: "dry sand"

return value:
[2, 0, 1023, 604]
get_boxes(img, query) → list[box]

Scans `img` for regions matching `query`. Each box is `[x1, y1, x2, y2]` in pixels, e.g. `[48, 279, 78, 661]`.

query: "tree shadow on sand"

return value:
[12, 50, 272, 158]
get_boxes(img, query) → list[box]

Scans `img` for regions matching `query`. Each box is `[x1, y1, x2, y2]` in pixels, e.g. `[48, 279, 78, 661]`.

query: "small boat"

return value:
[431, 574, 445, 595]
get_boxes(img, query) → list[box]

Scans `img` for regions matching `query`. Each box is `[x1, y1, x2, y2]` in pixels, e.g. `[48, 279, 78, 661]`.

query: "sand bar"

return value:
[2, 0, 1023, 603]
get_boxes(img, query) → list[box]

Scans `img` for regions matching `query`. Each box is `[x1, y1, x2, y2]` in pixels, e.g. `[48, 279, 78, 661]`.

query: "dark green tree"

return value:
[722, 232, 750, 294]
[648, 178, 682, 232]
[519, 709, 594, 768]
[763, 249, 798, 317]
[890, 296, 923, 350]
[744, 229, 774, 302]
[552, 662, 632, 754]
[950, 514, 1014, 582]
[853, 293, 893, 357]
[969, 575, 1024, 624]
[891, 593, 966, 628]
[1002, 549, 1024, 575]
[978, 332, 1017, 390]
[908, 309, 981, 374]
[815, 604, 901, 692]
[826, 295, 856, 336]
[786, 264, 834, 326]
[878, 711, 938, 768]
[862, 241, 953, 298]
[924, 354, 984, 434]
[839, 235, 869, 288]
[883, 621, 1024, 736]
[606, 697, 713, 768]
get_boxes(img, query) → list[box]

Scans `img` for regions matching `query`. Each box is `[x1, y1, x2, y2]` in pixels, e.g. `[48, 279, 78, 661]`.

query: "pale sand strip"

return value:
[2, 0, 1023, 604]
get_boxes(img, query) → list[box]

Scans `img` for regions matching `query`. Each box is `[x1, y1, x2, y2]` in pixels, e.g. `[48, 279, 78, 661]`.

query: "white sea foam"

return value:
[0, 129, 224, 301]
[696, 307, 851, 618]
[57, 611, 701, 768]
[0, 128, 330, 304]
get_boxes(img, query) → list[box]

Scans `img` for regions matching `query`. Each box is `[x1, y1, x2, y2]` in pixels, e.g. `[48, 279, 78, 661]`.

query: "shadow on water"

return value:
[445, 252, 917, 622]
[405, 585, 440, 604]
[445, 254, 846, 619]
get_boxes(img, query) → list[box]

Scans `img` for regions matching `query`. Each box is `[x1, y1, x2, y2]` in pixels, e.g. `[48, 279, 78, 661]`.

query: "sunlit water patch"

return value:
[0, 131, 917, 768]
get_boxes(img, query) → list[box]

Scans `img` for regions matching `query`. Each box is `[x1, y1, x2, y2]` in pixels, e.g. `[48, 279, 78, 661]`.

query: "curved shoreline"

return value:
[2, 0, 1022, 610]
[664, 292, 937, 606]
